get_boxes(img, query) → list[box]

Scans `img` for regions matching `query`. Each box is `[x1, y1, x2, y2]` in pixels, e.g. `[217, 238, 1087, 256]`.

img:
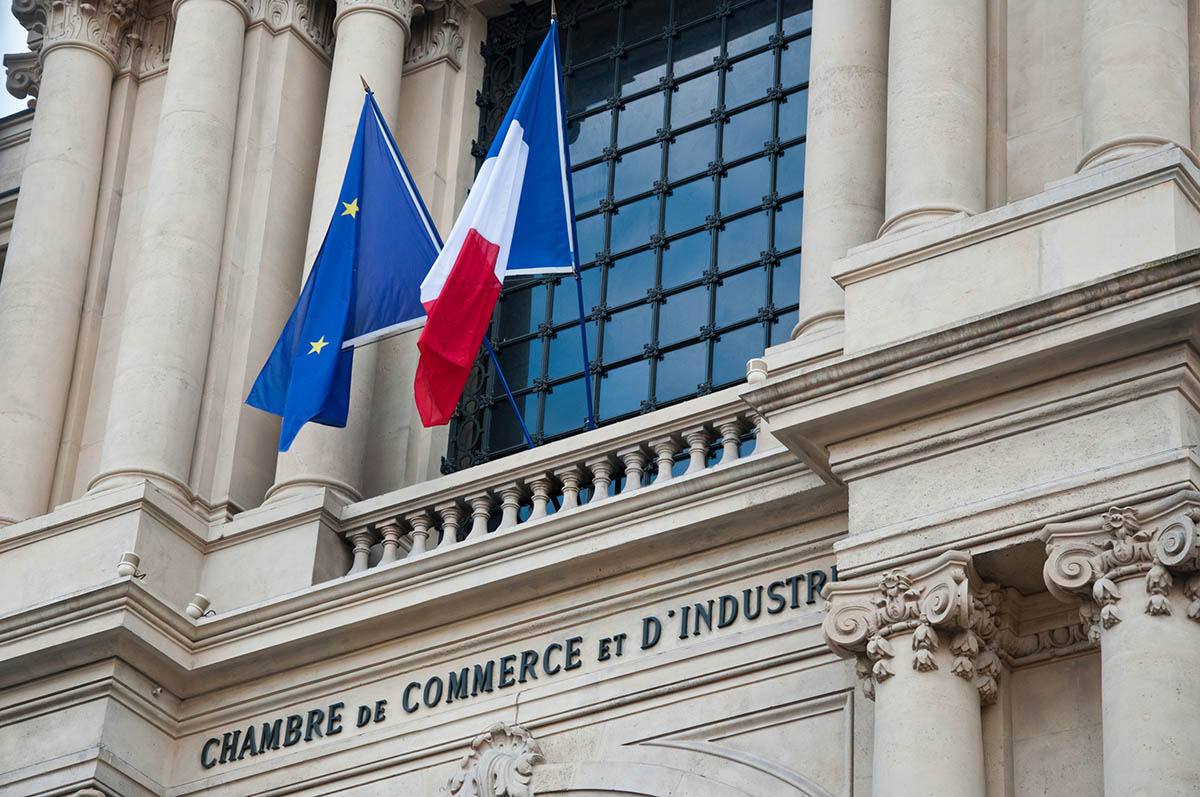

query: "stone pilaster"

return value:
[878, 0, 987, 237]
[1078, 0, 1191, 171]
[90, 0, 251, 502]
[0, 0, 134, 524]
[266, 0, 414, 504]
[791, 0, 887, 348]
[823, 551, 993, 797]
[1042, 498, 1200, 795]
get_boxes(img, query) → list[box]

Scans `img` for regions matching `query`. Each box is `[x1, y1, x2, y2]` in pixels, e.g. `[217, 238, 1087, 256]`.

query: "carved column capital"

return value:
[248, 0, 335, 58]
[823, 551, 1001, 703]
[333, 0, 413, 36]
[13, 0, 138, 70]
[1041, 499, 1200, 638]
[404, 0, 464, 73]
[449, 722, 543, 797]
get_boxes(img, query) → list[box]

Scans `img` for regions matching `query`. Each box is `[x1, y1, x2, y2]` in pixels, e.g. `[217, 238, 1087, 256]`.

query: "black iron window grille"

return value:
[445, 0, 812, 472]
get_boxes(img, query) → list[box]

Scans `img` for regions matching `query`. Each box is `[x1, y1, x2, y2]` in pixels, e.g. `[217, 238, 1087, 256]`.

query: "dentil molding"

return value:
[1042, 492, 1200, 642]
[448, 722, 544, 797]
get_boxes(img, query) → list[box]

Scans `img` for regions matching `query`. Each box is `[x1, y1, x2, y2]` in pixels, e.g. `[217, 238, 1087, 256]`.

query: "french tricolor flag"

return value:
[415, 18, 580, 427]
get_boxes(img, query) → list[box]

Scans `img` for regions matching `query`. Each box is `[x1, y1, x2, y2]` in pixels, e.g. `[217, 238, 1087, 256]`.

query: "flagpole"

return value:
[483, 337, 536, 450]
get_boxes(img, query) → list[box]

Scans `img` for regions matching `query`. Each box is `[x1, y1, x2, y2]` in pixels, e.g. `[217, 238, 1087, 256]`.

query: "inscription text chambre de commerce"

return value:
[199, 566, 837, 768]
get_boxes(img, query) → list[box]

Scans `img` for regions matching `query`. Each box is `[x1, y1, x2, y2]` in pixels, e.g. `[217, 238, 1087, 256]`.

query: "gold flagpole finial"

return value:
[360, 75, 372, 94]
[550, 0, 557, 19]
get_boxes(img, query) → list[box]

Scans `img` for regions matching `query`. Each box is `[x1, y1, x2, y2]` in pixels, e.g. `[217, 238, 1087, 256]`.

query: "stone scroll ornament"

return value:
[1042, 494, 1200, 640]
[449, 722, 544, 797]
[822, 551, 1004, 704]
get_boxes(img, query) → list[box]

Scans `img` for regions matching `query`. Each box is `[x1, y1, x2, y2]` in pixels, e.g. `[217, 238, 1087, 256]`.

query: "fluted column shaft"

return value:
[91, 0, 249, 499]
[0, 1, 133, 524]
[879, 0, 986, 237]
[267, 0, 412, 503]
[792, 0, 887, 343]
[1078, 0, 1190, 171]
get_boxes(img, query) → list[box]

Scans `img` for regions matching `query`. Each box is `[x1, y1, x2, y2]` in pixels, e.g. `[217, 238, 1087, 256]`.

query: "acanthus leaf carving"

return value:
[405, 0, 465, 73]
[449, 722, 543, 797]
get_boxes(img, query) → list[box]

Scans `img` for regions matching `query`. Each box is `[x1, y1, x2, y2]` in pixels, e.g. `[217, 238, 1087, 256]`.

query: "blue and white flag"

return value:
[247, 93, 441, 450]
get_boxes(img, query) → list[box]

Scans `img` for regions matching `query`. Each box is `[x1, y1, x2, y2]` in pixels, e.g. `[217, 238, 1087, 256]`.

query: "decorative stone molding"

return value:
[115, 9, 173, 79]
[11, 0, 137, 69]
[404, 0, 465, 74]
[823, 551, 1002, 704]
[2, 51, 39, 107]
[249, 0, 335, 58]
[448, 722, 543, 797]
[333, 0, 414, 37]
[1042, 494, 1200, 639]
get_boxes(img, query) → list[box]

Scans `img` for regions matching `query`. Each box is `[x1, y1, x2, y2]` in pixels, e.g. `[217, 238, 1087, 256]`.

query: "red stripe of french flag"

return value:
[415, 122, 530, 426]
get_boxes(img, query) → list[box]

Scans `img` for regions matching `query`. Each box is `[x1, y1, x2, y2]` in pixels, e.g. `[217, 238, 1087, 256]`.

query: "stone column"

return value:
[0, 0, 134, 524]
[1043, 502, 1200, 794]
[1078, 0, 1191, 171]
[89, 0, 250, 501]
[879, 0, 987, 237]
[823, 551, 994, 797]
[266, 0, 414, 504]
[792, 0, 887, 345]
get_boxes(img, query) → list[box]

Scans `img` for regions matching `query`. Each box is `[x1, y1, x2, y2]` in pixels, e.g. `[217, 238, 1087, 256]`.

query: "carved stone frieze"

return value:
[449, 722, 543, 797]
[1042, 494, 1200, 640]
[12, 0, 137, 67]
[405, 0, 465, 73]
[823, 551, 1003, 704]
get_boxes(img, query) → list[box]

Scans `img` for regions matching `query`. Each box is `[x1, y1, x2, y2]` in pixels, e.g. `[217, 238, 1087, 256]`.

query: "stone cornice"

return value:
[1042, 490, 1200, 637]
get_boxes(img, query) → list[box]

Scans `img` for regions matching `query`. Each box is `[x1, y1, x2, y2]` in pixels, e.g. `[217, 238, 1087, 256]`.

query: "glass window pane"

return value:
[777, 141, 805, 197]
[715, 266, 768, 327]
[567, 59, 614, 114]
[722, 102, 773, 162]
[667, 123, 716, 181]
[779, 87, 807, 139]
[488, 392, 537, 452]
[599, 358, 650, 419]
[547, 323, 586, 380]
[602, 303, 653, 362]
[656, 342, 707, 402]
[610, 194, 659, 253]
[673, 17, 722, 75]
[551, 272, 602, 325]
[720, 156, 771, 215]
[624, 0, 670, 43]
[772, 251, 800, 305]
[724, 50, 775, 109]
[573, 160, 609, 214]
[621, 40, 668, 95]
[658, 285, 709, 345]
[497, 282, 547, 340]
[780, 34, 811, 87]
[712, 323, 763, 386]
[671, 71, 719, 127]
[775, 197, 803, 251]
[496, 337, 543, 387]
[675, 0, 716, 26]
[572, 14, 618, 62]
[664, 176, 714, 235]
[613, 142, 663, 200]
[543, 377, 589, 437]
[727, 0, 777, 56]
[770, 307, 799, 346]
[606, 249, 657, 308]
[717, 211, 769, 267]
[618, 91, 666, 149]
[576, 212, 606, 261]
[661, 231, 711, 289]
[568, 111, 613, 160]
[782, 0, 813, 35]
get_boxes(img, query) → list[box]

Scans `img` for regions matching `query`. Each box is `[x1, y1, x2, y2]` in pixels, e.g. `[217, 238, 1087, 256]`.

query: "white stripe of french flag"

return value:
[414, 122, 531, 426]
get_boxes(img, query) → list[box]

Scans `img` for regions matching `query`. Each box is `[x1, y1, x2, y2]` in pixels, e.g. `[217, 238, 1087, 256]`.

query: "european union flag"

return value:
[247, 92, 441, 451]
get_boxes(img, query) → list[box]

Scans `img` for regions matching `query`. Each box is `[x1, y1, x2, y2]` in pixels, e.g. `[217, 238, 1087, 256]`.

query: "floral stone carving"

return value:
[449, 722, 544, 797]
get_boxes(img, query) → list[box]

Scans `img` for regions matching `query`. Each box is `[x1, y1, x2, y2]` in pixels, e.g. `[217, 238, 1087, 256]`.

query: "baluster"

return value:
[617, 445, 649, 494]
[435, 501, 463, 550]
[554, 465, 584, 511]
[346, 528, 376, 575]
[717, 417, 746, 466]
[682, 426, 713, 474]
[649, 435, 682, 484]
[585, 455, 617, 502]
[378, 518, 403, 565]
[497, 483, 523, 530]
[528, 475, 552, 520]
[745, 357, 776, 454]
[465, 492, 494, 541]
[406, 510, 432, 557]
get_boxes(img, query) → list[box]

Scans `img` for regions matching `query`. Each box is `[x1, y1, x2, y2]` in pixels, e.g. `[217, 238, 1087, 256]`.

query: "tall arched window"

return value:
[446, 0, 811, 471]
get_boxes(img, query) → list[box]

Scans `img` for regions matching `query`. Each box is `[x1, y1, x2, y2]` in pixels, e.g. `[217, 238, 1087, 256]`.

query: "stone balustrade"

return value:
[337, 392, 768, 578]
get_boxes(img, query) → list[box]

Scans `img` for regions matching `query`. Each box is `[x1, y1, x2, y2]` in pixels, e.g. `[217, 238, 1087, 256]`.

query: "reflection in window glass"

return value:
[450, 0, 812, 470]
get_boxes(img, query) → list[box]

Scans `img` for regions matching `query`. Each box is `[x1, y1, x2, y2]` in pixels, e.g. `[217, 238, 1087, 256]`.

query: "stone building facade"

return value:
[1, 0, 1199, 794]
